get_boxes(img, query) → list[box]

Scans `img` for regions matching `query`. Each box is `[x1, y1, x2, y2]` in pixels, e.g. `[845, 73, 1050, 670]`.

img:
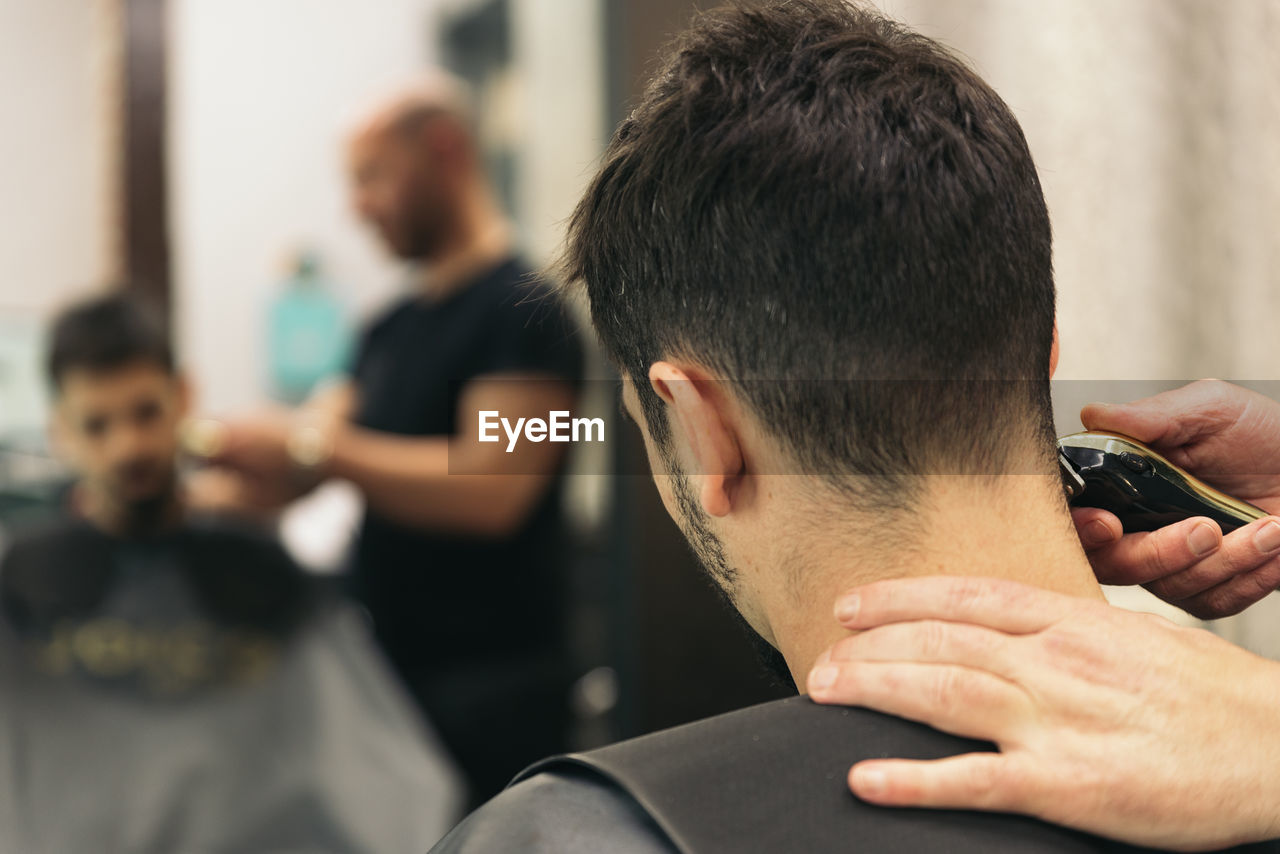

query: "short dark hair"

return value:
[562, 0, 1056, 493]
[46, 293, 174, 391]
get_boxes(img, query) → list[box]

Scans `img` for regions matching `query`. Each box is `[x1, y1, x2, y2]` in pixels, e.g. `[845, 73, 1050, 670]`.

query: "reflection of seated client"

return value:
[432, 3, 1280, 853]
[0, 294, 460, 854]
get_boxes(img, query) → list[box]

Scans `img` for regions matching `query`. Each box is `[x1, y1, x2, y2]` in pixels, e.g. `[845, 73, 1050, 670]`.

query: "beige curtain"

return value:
[878, 0, 1280, 652]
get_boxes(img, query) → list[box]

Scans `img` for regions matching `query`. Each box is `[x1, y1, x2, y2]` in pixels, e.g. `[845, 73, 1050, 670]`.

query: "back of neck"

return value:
[419, 188, 513, 301]
[765, 472, 1103, 686]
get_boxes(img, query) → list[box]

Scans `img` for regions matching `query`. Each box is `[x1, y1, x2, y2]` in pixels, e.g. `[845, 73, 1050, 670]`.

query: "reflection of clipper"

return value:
[180, 418, 230, 461]
[1057, 431, 1268, 534]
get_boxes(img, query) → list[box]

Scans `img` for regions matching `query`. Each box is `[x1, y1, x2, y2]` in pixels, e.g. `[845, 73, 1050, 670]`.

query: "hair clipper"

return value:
[1057, 431, 1267, 534]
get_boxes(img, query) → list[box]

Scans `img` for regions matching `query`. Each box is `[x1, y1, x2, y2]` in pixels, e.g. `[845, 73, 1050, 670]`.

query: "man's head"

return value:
[346, 74, 482, 261]
[47, 294, 188, 511]
[563, 1, 1059, 624]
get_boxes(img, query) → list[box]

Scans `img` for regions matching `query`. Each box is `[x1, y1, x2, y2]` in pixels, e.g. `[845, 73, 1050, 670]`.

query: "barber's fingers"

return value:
[1071, 507, 1218, 564]
[847, 753, 1029, 814]
[1070, 507, 1125, 550]
[1078, 514, 1223, 586]
[824, 620, 1019, 681]
[1173, 552, 1280, 620]
[1080, 380, 1237, 457]
[834, 576, 1078, 635]
[807, 661, 1028, 743]
[1140, 517, 1280, 604]
[1081, 400, 1175, 446]
[1069, 511, 1280, 618]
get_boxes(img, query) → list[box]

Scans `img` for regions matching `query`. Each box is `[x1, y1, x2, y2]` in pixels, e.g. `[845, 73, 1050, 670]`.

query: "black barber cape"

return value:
[431, 695, 1280, 854]
[0, 516, 461, 853]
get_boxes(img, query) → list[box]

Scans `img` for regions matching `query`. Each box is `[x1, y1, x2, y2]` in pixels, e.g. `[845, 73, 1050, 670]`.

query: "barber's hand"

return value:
[185, 467, 296, 517]
[188, 413, 295, 481]
[1072, 379, 1280, 618]
[807, 576, 1280, 852]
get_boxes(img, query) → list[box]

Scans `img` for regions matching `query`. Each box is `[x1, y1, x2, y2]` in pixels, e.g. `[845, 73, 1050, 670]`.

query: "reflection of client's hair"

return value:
[46, 292, 173, 391]
[560, 0, 1057, 494]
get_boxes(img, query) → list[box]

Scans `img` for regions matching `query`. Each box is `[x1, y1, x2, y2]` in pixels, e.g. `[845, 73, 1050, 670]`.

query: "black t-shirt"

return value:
[349, 257, 584, 671]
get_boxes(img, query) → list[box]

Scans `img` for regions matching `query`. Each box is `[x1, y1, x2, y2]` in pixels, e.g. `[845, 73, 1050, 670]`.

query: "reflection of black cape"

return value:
[0, 514, 462, 853]
[1, 515, 319, 640]
[433, 696, 1280, 854]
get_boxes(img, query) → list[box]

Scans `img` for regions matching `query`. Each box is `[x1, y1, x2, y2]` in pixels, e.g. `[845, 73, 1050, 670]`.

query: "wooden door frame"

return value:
[120, 0, 171, 320]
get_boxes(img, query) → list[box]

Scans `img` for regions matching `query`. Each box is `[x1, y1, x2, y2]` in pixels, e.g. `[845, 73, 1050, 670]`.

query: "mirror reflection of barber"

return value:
[188, 74, 585, 810]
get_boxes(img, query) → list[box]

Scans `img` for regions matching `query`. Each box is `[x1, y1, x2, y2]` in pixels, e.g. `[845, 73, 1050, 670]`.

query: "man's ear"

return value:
[647, 361, 744, 517]
[1050, 323, 1060, 378]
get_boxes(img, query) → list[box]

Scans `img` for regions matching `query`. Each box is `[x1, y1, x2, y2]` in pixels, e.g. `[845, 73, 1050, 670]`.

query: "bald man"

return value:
[199, 77, 585, 808]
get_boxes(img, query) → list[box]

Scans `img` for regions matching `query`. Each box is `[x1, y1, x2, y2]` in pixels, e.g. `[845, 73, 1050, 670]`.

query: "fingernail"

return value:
[1188, 522, 1220, 557]
[809, 665, 838, 693]
[834, 594, 860, 623]
[1082, 520, 1115, 547]
[1254, 521, 1280, 554]
[852, 766, 887, 797]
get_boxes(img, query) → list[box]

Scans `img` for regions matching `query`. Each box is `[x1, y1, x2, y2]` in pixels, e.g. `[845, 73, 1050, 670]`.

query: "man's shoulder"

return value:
[430, 767, 676, 854]
[1, 514, 99, 554]
[464, 256, 584, 382]
[360, 294, 419, 342]
[1, 514, 113, 590]
[446, 697, 1120, 854]
[358, 258, 560, 337]
[472, 257, 568, 324]
[1, 515, 119, 643]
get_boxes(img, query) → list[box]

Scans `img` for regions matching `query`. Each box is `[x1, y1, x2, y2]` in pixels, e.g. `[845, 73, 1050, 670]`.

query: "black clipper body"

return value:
[1057, 431, 1267, 534]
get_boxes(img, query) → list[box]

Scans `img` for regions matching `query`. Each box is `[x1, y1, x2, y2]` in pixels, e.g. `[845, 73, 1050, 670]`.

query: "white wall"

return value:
[0, 0, 116, 435]
[0, 0, 116, 314]
[169, 0, 444, 415]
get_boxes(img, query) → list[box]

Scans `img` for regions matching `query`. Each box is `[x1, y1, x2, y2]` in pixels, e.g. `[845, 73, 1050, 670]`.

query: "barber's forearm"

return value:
[325, 426, 554, 536]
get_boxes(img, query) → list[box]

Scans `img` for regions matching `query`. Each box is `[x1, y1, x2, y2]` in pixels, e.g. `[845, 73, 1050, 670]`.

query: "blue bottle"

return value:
[267, 251, 350, 405]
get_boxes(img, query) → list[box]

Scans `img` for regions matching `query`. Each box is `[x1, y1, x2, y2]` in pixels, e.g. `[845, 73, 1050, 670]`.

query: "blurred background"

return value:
[0, 0, 1277, 847]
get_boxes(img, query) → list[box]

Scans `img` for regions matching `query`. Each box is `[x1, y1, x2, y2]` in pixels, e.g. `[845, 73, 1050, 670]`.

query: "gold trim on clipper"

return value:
[1057, 430, 1268, 524]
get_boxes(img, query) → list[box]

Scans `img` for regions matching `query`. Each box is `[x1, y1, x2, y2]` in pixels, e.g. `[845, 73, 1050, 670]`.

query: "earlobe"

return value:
[648, 361, 743, 518]
[699, 475, 732, 517]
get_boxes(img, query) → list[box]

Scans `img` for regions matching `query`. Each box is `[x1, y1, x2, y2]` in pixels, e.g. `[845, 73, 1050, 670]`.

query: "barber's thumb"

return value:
[1079, 402, 1167, 444]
